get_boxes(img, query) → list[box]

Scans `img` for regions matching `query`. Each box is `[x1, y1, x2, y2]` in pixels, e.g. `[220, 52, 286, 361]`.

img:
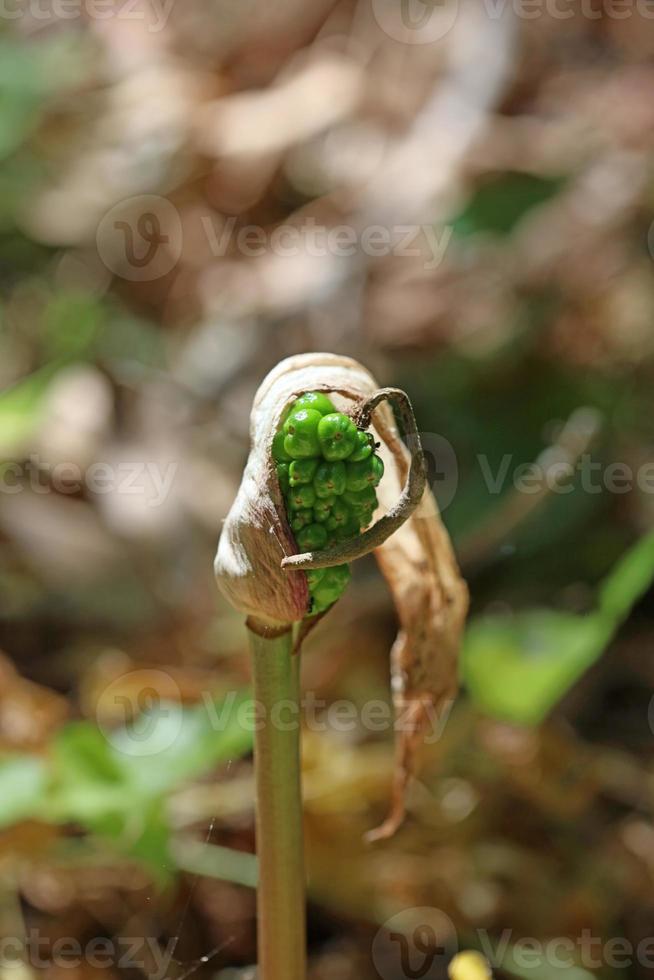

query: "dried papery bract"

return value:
[364, 387, 469, 839]
[215, 352, 380, 626]
[214, 400, 308, 629]
[215, 352, 468, 838]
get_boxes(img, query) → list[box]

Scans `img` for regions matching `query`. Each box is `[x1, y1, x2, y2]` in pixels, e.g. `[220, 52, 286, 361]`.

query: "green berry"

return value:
[276, 463, 290, 494]
[349, 429, 374, 462]
[291, 391, 336, 416]
[313, 496, 335, 522]
[326, 499, 351, 529]
[343, 486, 377, 513]
[288, 484, 316, 510]
[289, 458, 318, 486]
[290, 508, 313, 532]
[296, 522, 328, 552]
[335, 515, 360, 540]
[344, 459, 372, 492]
[317, 412, 358, 461]
[277, 393, 372, 619]
[344, 491, 377, 528]
[283, 409, 322, 458]
[314, 460, 346, 498]
[358, 508, 375, 529]
[311, 564, 351, 611]
[272, 430, 292, 463]
[345, 454, 384, 492]
[369, 455, 384, 486]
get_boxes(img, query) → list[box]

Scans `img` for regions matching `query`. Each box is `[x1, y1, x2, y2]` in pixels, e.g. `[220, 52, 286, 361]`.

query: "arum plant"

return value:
[215, 353, 468, 980]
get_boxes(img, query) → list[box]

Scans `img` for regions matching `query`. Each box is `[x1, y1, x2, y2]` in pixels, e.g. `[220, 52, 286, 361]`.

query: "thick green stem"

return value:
[248, 623, 306, 980]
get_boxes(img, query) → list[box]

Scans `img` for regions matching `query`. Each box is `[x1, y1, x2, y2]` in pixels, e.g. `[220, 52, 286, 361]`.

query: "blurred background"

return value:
[1, 0, 654, 977]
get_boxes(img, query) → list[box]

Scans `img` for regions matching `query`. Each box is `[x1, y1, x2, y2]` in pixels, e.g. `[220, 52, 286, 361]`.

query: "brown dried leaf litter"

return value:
[215, 353, 468, 838]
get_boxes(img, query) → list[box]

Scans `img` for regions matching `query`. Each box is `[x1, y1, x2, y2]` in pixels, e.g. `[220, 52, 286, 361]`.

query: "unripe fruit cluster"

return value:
[273, 391, 384, 614]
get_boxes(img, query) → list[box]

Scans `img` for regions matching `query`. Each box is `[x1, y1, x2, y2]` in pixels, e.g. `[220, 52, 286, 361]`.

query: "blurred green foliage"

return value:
[0, 363, 56, 453]
[453, 172, 565, 237]
[0, 694, 253, 880]
[0, 33, 91, 226]
[463, 532, 654, 724]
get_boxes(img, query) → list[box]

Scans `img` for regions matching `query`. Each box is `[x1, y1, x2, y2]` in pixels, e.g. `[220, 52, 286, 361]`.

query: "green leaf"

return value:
[0, 364, 56, 456]
[42, 291, 105, 359]
[95, 312, 164, 368]
[89, 799, 173, 885]
[49, 722, 129, 822]
[462, 610, 614, 726]
[0, 35, 92, 161]
[0, 755, 48, 828]
[110, 694, 254, 796]
[174, 838, 258, 889]
[463, 530, 654, 725]
[0, 694, 253, 881]
[55, 721, 125, 783]
[50, 694, 253, 819]
[598, 529, 654, 623]
[0, 41, 47, 160]
[453, 172, 565, 237]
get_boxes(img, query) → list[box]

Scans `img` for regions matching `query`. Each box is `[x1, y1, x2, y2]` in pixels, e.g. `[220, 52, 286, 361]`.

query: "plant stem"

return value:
[247, 621, 306, 980]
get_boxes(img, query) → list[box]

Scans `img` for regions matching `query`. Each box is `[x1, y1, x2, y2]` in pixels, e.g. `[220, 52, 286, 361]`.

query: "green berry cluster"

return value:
[272, 391, 384, 615]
